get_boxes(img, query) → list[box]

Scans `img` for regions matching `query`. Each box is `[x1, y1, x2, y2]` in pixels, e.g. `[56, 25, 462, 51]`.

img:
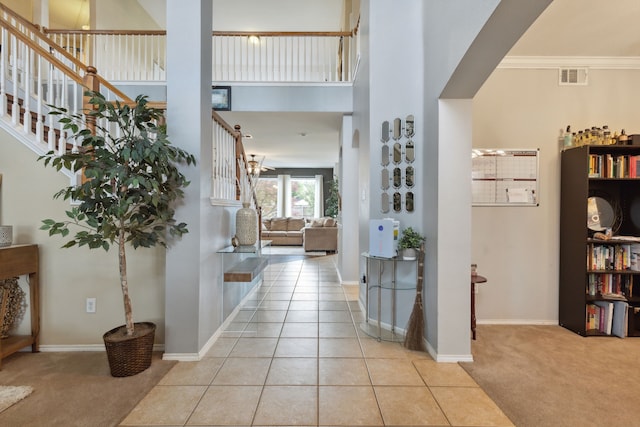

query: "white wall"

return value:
[472, 66, 640, 325]
[363, 0, 425, 331]
[91, 0, 160, 30]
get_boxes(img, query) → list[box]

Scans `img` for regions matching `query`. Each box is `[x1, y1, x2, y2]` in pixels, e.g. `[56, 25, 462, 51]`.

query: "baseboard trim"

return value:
[477, 319, 558, 325]
[39, 344, 165, 352]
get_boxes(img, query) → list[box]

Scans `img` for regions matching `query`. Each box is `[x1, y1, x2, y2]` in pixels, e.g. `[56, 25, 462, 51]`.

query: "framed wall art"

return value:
[212, 86, 231, 111]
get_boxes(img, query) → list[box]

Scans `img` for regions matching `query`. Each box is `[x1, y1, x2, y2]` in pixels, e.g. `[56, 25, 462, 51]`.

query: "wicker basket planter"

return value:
[103, 322, 156, 377]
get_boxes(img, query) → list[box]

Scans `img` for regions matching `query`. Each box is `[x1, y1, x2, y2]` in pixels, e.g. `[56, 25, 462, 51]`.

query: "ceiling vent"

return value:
[559, 67, 588, 86]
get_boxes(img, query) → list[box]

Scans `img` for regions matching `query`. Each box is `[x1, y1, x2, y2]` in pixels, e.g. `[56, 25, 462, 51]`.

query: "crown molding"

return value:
[498, 56, 640, 70]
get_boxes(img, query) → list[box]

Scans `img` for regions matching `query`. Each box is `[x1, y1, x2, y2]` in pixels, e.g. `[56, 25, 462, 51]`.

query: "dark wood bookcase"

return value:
[560, 145, 640, 337]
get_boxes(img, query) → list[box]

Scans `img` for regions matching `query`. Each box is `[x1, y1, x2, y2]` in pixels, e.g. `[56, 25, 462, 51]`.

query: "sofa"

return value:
[261, 217, 306, 246]
[303, 217, 338, 252]
[261, 217, 338, 252]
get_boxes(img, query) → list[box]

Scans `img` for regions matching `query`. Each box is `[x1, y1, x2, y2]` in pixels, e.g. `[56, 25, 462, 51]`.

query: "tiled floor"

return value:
[121, 254, 513, 427]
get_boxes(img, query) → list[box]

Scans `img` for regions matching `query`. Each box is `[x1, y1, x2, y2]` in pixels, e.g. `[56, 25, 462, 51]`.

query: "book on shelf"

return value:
[588, 153, 640, 179]
[594, 301, 614, 335]
[600, 292, 628, 301]
[612, 301, 629, 338]
[586, 304, 597, 331]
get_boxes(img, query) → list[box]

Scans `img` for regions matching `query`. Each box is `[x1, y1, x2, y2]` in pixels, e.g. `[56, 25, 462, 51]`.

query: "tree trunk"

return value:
[119, 228, 134, 336]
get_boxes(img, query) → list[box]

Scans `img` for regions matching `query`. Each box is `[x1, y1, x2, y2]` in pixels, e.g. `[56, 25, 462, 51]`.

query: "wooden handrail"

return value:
[41, 23, 360, 38]
[43, 29, 166, 36]
[92, 75, 135, 104]
[212, 110, 240, 136]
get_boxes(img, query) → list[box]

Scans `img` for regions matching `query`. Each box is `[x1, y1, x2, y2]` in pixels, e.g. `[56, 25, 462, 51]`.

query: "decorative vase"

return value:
[236, 203, 258, 246]
[402, 248, 417, 261]
[0, 226, 12, 247]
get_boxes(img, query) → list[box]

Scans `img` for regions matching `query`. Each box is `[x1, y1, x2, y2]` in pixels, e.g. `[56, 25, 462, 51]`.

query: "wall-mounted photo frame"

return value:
[212, 86, 231, 111]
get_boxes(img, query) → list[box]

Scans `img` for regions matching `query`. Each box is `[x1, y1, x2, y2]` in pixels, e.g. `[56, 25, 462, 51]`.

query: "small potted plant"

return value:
[398, 226, 425, 260]
[39, 91, 196, 376]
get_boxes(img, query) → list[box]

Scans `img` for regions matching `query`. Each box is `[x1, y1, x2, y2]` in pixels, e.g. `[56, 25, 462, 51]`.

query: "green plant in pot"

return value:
[38, 91, 196, 376]
[398, 226, 425, 260]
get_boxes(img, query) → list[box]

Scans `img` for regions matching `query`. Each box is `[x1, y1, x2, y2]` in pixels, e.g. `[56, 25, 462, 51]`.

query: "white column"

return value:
[338, 114, 360, 284]
[314, 175, 323, 218]
[32, 0, 48, 27]
[164, 0, 214, 356]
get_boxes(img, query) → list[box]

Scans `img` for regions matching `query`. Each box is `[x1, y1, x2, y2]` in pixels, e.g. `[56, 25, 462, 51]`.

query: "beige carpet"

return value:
[460, 325, 640, 427]
[0, 351, 175, 427]
[0, 386, 32, 413]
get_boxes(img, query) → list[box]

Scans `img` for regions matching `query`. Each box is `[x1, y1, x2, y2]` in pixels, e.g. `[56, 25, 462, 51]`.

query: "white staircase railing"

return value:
[44, 29, 358, 83]
[0, 4, 133, 180]
[211, 112, 240, 204]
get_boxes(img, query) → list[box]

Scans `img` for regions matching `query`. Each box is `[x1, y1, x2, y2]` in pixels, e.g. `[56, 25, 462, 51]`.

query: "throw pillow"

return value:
[270, 217, 288, 231]
[262, 219, 271, 231]
[324, 218, 337, 227]
[311, 219, 324, 227]
[288, 218, 305, 231]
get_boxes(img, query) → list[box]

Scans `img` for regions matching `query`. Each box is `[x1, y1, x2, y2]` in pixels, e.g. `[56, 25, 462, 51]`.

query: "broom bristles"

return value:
[404, 295, 425, 351]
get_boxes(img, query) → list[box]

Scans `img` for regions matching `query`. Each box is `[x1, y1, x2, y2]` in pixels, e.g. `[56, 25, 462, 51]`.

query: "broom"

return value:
[404, 243, 426, 351]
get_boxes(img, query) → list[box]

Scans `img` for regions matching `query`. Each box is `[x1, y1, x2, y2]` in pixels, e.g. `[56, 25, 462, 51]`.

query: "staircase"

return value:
[0, 4, 260, 207]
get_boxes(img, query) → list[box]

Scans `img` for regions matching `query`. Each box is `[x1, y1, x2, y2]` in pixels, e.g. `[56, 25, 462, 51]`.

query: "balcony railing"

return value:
[43, 28, 359, 83]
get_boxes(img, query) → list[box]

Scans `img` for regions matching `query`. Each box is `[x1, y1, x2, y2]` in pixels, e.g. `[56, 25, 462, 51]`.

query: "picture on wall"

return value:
[212, 86, 231, 111]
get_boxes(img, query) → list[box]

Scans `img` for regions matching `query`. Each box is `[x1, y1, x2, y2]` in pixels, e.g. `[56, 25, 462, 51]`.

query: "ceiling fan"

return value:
[247, 154, 275, 175]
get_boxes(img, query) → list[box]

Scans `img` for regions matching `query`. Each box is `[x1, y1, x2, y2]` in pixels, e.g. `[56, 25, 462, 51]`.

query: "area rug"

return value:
[0, 385, 33, 413]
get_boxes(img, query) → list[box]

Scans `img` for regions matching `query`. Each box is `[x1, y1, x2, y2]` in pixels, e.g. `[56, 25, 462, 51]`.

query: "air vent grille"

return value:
[559, 68, 588, 85]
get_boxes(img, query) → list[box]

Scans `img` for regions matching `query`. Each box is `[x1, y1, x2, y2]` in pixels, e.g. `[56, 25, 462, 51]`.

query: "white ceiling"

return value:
[42, 0, 640, 169]
[217, 111, 343, 169]
[508, 0, 640, 57]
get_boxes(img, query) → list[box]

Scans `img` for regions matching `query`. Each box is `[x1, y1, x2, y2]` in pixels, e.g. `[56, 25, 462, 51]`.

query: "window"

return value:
[290, 178, 316, 217]
[257, 175, 324, 218]
[255, 177, 278, 218]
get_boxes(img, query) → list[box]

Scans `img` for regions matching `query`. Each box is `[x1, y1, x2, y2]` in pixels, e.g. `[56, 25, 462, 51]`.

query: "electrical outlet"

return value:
[86, 298, 96, 313]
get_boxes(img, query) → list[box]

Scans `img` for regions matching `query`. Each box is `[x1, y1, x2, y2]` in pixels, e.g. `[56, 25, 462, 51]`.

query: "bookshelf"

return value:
[560, 145, 640, 337]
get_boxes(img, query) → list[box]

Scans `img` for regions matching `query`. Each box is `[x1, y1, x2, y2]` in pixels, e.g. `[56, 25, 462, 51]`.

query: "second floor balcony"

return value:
[43, 28, 359, 84]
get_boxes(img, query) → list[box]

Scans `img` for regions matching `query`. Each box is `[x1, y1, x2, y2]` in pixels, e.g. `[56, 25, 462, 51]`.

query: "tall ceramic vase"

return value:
[236, 203, 258, 246]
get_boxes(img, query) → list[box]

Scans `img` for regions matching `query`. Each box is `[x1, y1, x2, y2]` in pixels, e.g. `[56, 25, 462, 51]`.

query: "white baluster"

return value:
[22, 44, 31, 134]
[0, 27, 7, 117]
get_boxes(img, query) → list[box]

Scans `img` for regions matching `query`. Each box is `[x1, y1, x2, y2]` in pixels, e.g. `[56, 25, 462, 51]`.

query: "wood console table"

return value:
[471, 274, 487, 340]
[0, 244, 40, 367]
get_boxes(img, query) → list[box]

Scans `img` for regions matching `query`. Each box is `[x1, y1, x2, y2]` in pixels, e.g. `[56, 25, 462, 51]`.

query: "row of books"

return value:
[588, 154, 640, 178]
[586, 300, 629, 337]
[587, 273, 632, 297]
[587, 243, 640, 271]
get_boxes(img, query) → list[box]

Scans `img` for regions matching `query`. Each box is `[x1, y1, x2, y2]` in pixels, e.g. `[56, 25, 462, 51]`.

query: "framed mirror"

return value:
[393, 142, 402, 164]
[381, 144, 389, 166]
[405, 140, 415, 163]
[392, 118, 402, 140]
[381, 192, 390, 213]
[393, 192, 402, 212]
[405, 114, 415, 138]
[393, 167, 402, 188]
[381, 121, 390, 143]
[405, 166, 414, 188]
[381, 168, 390, 190]
[406, 192, 414, 212]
